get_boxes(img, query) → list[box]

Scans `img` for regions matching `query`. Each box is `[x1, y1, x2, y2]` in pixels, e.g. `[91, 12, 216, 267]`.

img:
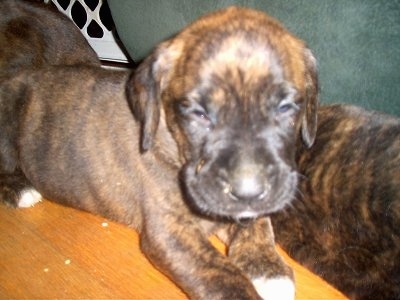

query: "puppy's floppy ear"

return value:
[127, 40, 182, 151]
[301, 48, 319, 148]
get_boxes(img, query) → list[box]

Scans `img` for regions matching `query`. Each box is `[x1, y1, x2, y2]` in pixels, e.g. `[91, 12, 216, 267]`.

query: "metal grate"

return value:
[47, 0, 129, 63]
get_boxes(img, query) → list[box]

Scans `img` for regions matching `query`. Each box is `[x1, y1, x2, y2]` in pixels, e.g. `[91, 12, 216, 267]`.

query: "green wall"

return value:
[109, 0, 400, 116]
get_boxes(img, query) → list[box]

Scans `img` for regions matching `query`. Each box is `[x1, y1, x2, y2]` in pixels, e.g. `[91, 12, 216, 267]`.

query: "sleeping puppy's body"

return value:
[1, 5, 319, 299]
[0, 0, 99, 202]
[0, 0, 99, 76]
[272, 104, 400, 299]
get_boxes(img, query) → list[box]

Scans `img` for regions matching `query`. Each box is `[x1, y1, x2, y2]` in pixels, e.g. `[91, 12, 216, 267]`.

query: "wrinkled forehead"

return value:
[198, 33, 283, 89]
[177, 22, 305, 92]
[180, 34, 297, 108]
[163, 8, 311, 112]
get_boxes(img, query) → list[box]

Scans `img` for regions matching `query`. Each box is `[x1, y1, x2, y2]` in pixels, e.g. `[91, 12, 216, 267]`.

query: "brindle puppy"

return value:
[0, 0, 99, 200]
[272, 104, 400, 299]
[0, 0, 99, 76]
[0, 0, 99, 203]
[0, 6, 318, 299]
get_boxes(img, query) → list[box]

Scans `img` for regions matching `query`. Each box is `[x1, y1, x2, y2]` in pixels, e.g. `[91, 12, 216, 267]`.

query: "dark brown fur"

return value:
[272, 104, 400, 299]
[1, 5, 319, 299]
[0, 0, 100, 195]
[0, 0, 99, 77]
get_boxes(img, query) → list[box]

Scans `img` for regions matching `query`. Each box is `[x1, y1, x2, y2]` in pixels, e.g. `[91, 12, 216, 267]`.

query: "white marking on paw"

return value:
[252, 276, 295, 300]
[18, 189, 42, 208]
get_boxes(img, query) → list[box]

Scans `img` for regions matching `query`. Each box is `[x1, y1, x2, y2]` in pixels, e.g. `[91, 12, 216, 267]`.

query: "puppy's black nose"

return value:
[223, 164, 270, 201]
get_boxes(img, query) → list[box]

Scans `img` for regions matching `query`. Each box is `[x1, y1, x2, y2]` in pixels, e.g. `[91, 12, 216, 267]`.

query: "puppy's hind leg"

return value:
[0, 171, 42, 208]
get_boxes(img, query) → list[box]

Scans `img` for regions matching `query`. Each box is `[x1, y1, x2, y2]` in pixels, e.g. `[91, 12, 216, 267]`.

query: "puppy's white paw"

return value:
[252, 276, 295, 300]
[17, 189, 42, 208]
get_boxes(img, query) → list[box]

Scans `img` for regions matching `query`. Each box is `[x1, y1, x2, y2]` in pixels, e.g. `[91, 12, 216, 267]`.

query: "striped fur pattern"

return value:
[273, 104, 400, 299]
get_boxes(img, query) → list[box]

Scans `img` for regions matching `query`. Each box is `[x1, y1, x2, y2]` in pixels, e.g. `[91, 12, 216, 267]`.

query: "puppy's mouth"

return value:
[182, 162, 298, 220]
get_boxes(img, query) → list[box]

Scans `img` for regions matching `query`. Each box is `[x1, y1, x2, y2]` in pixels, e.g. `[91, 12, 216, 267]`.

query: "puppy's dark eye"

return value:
[191, 109, 210, 121]
[278, 103, 293, 114]
[277, 100, 299, 115]
[178, 101, 212, 126]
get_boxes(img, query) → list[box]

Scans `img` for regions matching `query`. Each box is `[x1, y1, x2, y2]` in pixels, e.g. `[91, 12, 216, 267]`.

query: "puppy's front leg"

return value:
[140, 212, 262, 299]
[227, 217, 295, 300]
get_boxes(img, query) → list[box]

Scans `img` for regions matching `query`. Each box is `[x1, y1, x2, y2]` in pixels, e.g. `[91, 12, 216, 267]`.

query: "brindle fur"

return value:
[0, 0, 99, 76]
[1, 4, 319, 299]
[0, 0, 100, 198]
[272, 104, 400, 299]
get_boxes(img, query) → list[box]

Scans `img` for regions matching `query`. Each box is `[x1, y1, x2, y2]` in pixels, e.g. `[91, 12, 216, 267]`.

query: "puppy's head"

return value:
[131, 6, 319, 220]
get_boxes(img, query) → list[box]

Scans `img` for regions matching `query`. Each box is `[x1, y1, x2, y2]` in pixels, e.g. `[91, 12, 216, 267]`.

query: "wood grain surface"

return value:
[0, 200, 347, 299]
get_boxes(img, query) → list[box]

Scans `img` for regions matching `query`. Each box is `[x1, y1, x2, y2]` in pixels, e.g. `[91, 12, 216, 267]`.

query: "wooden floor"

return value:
[0, 200, 347, 299]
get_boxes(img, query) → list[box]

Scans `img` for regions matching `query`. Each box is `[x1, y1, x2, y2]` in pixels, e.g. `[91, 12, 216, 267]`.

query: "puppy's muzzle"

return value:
[186, 142, 296, 220]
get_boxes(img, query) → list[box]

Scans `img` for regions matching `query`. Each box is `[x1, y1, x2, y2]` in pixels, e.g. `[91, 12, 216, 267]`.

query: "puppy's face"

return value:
[132, 7, 318, 220]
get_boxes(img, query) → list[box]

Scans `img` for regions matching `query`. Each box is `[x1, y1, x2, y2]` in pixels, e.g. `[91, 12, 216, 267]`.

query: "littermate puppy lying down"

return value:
[0, 0, 99, 76]
[0, 0, 99, 193]
[0, 5, 319, 299]
[272, 104, 400, 299]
